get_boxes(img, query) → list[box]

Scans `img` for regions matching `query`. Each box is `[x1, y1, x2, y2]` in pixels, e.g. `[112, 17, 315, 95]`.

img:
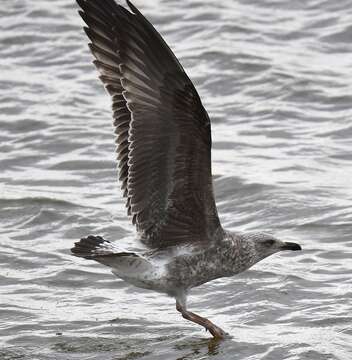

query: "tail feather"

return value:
[71, 235, 120, 259]
[71, 235, 153, 274]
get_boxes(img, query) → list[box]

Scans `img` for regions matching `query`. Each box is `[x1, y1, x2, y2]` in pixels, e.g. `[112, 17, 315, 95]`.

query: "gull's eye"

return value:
[264, 239, 275, 246]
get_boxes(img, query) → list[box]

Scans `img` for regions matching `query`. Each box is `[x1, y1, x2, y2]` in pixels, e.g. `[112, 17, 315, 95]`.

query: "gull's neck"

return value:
[226, 231, 269, 273]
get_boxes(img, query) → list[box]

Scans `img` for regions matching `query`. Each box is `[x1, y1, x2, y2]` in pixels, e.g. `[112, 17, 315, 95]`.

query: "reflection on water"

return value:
[1, 0, 352, 359]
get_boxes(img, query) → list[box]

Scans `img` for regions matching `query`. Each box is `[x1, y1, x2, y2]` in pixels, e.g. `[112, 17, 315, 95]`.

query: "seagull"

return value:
[72, 0, 302, 339]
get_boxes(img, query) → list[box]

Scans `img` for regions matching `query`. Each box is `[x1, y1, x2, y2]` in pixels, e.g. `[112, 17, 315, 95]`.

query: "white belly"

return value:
[110, 258, 172, 293]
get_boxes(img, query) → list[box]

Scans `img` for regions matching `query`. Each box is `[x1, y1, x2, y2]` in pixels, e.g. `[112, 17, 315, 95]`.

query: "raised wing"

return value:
[77, 0, 223, 248]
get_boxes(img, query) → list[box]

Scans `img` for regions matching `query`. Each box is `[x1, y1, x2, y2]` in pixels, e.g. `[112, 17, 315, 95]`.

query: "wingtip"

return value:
[78, 9, 87, 24]
[76, 0, 86, 11]
[83, 26, 90, 36]
[126, 0, 138, 14]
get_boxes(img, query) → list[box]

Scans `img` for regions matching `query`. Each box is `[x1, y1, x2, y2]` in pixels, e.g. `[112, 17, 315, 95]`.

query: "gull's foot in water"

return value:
[204, 322, 229, 339]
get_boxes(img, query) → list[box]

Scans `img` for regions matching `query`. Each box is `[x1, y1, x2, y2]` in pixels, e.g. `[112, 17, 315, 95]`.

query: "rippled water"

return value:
[1, 0, 352, 359]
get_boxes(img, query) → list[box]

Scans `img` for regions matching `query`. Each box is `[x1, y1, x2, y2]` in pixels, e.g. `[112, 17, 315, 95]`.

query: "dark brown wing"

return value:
[77, 0, 223, 248]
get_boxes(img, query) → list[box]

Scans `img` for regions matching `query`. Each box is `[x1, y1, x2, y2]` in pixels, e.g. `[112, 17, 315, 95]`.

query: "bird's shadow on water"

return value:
[50, 336, 254, 360]
[15, 314, 264, 360]
[172, 337, 225, 358]
[168, 335, 267, 360]
[47, 323, 261, 360]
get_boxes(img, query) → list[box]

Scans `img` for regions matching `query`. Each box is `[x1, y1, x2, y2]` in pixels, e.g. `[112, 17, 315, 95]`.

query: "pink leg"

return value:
[176, 300, 228, 339]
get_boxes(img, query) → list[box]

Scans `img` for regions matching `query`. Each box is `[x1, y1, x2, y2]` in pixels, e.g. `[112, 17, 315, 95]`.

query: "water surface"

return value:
[1, 0, 352, 359]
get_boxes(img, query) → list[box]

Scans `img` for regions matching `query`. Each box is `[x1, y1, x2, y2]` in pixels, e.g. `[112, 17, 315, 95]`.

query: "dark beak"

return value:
[281, 242, 302, 251]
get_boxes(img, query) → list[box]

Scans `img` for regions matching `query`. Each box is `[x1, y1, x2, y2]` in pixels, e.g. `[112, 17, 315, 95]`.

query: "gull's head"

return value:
[247, 232, 302, 261]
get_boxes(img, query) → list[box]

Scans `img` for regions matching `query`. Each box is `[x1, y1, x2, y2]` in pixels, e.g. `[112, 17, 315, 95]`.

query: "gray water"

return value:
[1, 0, 352, 359]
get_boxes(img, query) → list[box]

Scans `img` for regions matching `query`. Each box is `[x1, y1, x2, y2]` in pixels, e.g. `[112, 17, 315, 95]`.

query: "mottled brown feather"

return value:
[77, 0, 223, 248]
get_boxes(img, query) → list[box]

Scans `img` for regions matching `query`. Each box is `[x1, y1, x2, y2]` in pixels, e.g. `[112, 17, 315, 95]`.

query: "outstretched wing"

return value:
[77, 0, 223, 248]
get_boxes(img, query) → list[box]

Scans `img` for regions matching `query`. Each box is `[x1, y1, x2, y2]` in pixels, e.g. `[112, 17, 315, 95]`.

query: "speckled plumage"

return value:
[72, 231, 299, 308]
[72, 0, 302, 338]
